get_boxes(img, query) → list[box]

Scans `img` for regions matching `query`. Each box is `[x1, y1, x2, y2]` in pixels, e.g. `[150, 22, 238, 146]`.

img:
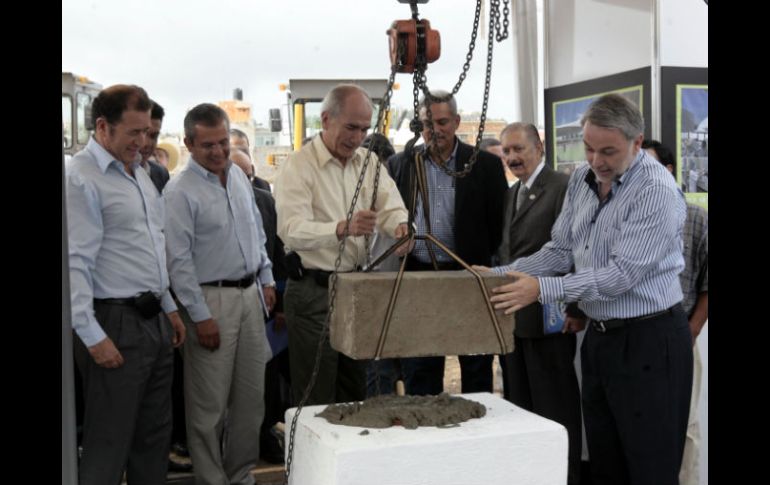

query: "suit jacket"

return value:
[252, 186, 287, 315]
[148, 160, 170, 195]
[388, 139, 508, 266]
[252, 176, 271, 192]
[498, 164, 569, 337]
[252, 187, 286, 282]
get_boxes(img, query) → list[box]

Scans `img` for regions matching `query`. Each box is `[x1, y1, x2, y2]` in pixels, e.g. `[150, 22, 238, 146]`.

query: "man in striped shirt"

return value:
[484, 94, 692, 485]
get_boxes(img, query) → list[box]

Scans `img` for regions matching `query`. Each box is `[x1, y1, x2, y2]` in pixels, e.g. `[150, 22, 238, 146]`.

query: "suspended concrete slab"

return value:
[330, 271, 515, 359]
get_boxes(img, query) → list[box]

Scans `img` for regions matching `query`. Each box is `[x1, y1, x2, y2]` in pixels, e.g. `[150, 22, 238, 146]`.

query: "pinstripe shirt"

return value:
[413, 142, 458, 262]
[493, 150, 686, 320]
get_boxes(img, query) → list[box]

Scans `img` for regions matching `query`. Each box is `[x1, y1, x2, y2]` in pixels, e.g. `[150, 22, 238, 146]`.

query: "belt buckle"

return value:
[594, 320, 607, 333]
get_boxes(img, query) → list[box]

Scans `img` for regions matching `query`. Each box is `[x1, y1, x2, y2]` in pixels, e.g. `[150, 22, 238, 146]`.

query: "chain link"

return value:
[284, 50, 401, 485]
[499, 0, 510, 42]
[284, 1, 509, 481]
[418, 0, 507, 179]
[364, 59, 401, 267]
[452, 0, 482, 95]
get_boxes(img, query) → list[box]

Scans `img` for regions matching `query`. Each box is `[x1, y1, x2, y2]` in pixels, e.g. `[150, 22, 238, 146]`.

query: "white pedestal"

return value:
[285, 392, 568, 485]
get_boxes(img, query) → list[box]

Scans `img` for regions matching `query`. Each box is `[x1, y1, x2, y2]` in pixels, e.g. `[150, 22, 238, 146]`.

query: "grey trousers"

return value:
[184, 284, 269, 485]
[74, 301, 174, 485]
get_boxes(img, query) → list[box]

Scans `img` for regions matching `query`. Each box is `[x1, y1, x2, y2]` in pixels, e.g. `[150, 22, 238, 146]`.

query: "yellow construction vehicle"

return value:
[279, 79, 397, 151]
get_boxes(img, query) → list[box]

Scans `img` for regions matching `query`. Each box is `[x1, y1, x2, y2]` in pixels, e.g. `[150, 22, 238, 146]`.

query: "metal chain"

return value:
[419, 0, 506, 179]
[452, 0, 483, 95]
[284, 47, 401, 485]
[490, 0, 510, 42]
[498, 0, 510, 42]
[412, 0, 510, 178]
[284, 1, 510, 480]
[283, 156, 369, 483]
[364, 59, 401, 267]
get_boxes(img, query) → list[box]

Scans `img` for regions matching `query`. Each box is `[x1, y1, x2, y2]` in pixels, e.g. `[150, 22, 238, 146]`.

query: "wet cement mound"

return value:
[316, 393, 486, 429]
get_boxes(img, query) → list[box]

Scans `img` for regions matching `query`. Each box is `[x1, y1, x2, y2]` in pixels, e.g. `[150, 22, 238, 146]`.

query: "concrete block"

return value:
[330, 271, 515, 359]
[285, 392, 568, 485]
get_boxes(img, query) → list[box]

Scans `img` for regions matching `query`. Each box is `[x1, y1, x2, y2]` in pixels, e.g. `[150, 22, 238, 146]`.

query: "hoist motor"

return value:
[387, 19, 441, 73]
[387, 0, 440, 73]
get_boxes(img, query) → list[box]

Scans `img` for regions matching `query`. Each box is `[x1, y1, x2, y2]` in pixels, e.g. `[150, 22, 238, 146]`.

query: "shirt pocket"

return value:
[198, 194, 230, 231]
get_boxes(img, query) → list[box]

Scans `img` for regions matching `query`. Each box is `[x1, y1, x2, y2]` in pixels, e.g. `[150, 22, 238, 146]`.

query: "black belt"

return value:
[201, 274, 255, 289]
[94, 291, 162, 319]
[304, 269, 332, 288]
[95, 297, 138, 306]
[590, 304, 681, 333]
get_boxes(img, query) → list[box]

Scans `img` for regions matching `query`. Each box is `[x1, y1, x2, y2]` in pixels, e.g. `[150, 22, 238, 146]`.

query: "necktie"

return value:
[516, 184, 529, 211]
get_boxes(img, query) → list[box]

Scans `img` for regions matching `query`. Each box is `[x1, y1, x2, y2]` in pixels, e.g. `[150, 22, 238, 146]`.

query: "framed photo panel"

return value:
[661, 67, 708, 208]
[544, 67, 652, 175]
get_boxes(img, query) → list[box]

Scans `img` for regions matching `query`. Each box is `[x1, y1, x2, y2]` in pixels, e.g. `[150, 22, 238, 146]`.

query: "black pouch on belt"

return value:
[285, 251, 305, 281]
[135, 291, 163, 319]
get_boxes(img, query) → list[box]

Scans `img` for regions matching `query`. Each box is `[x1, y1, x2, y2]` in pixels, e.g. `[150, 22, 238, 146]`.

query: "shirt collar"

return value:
[188, 156, 231, 183]
[523, 160, 546, 190]
[583, 148, 644, 192]
[424, 137, 459, 167]
[314, 133, 361, 168]
[87, 136, 139, 174]
[618, 149, 644, 184]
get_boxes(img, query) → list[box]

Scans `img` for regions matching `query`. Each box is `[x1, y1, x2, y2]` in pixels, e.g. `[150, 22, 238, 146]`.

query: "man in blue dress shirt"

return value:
[164, 103, 275, 485]
[67, 84, 186, 485]
[484, 94, 693, 485]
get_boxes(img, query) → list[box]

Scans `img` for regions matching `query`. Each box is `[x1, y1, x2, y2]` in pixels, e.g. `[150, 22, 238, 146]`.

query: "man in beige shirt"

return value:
[275, 84, 410, 405]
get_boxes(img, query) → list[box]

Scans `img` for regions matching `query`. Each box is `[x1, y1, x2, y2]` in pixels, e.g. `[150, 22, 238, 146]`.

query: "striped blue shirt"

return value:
[493, 150, 686, 320]
[413, 141, 458, 263]
[164, 158, 274, 322]
[67, 137, 177, 347]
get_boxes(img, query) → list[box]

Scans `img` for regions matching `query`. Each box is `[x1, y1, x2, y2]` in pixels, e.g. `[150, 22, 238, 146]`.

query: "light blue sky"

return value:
[681, 87, 708, 124]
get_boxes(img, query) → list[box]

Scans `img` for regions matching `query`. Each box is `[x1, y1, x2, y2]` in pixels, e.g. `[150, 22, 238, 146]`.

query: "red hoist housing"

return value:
[387, 19, 441, 73]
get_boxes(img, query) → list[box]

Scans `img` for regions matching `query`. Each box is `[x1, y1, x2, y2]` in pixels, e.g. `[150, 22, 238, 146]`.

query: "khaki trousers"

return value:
[184, 284, 270, 485]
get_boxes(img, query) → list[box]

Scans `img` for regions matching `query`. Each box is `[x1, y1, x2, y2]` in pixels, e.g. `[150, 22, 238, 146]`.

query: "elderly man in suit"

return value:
[495, 122, 584, 485]
[388, 90, 508, 396]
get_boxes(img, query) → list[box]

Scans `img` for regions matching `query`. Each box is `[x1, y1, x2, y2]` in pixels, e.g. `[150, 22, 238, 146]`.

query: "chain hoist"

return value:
[284, 41, 403, 485]
[283, 1, 509, 482]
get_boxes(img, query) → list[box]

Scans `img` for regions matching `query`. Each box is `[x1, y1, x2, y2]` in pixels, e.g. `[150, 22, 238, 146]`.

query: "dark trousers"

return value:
[503, 334, 582, 485]
[401, 257, 494, 395]
[366, 358, 402, 397]
[285, 275, 366, 405]
[74, 301, 173, 485]
[261, 347, 291, 458]
[170, 347, 186, 445]
[581, 305, 692, 485]
[171, 301, 195, 448]
[400, 350, 494, 396]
